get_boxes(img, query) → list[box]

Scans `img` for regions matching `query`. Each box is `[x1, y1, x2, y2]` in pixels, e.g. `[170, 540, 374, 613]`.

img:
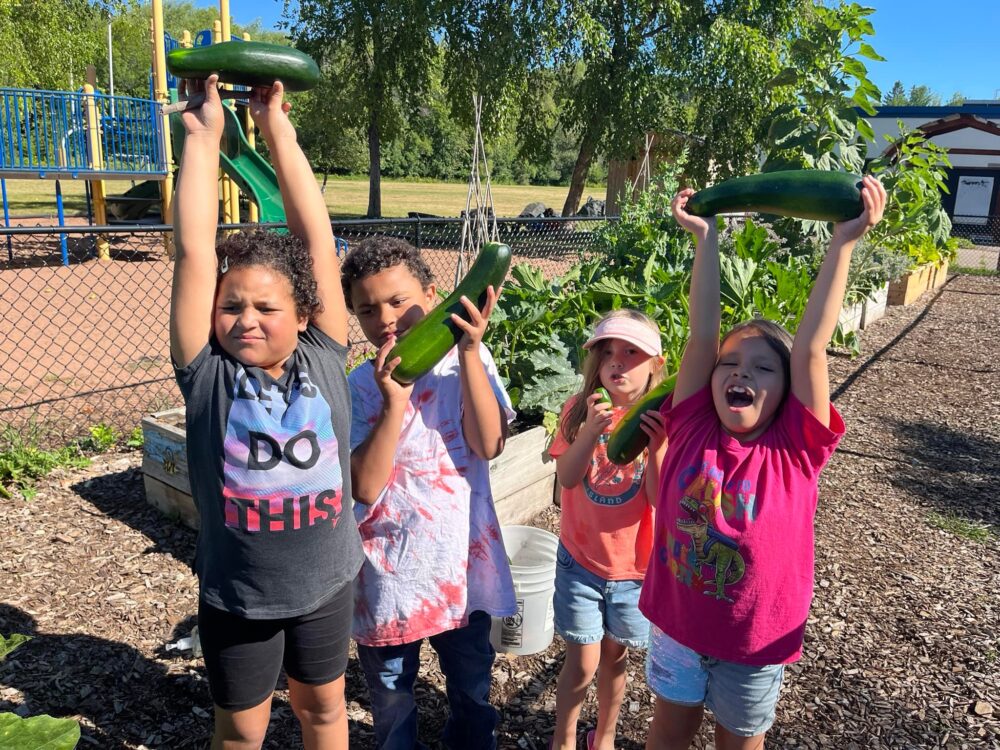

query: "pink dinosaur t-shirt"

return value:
[639, 386, 844, 665]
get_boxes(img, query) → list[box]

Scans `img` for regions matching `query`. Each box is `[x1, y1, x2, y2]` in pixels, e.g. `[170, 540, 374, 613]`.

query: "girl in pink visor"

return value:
[548, 309, 668, 750]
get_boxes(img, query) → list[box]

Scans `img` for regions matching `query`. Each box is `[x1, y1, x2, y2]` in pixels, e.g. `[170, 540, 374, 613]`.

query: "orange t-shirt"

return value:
[548, 397, 655, 580]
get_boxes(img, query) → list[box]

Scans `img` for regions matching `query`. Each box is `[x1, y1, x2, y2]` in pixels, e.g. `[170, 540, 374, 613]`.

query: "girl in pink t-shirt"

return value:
[549, 309, 667, 750]
[641, 177, 886, 750]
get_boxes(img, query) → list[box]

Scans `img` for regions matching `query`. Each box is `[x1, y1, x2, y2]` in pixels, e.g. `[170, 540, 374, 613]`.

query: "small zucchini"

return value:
[595, 387, 612, 406]
[606, 374, 677, 465]
[686, 170, 863, 222]
[389, 243, 512, 384]
[166, 41, 320, 91]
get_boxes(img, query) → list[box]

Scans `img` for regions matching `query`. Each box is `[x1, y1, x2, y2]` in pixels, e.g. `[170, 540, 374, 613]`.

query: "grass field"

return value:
[2, 175, 605, 221]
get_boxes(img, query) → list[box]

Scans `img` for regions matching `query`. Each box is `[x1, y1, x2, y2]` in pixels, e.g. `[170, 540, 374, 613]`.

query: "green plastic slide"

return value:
[168, 90, 286, 224]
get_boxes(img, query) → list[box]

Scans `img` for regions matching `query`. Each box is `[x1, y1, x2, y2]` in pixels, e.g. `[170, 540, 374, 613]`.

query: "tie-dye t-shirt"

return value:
[348, 345, 517, 647]
[639, 386, 844, 666]
[176, 325, 363, 619]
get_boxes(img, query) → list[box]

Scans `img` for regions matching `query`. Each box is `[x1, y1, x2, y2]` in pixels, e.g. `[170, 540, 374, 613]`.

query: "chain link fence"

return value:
[0, 216, 609, 445]
[951, 214, 1000, 271]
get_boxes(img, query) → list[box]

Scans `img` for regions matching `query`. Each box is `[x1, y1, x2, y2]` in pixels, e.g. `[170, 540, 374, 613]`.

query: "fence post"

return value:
[82, 83, 110, 260]
[414, 217, 421, 252]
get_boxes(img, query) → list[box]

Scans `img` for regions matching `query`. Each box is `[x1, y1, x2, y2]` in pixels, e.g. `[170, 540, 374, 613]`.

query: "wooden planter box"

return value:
[838, 300, 864, 335]
[861, 284, 889, 329]
[141, 411, 557, 531]
[490, 425, 558, 526]
[887, 263, 933, 306]
[930, 258, 950, 289]
[141, 408, 199, 529]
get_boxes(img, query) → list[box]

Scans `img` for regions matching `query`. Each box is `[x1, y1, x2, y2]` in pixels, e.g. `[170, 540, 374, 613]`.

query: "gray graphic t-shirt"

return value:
[176, 325, 363, 618]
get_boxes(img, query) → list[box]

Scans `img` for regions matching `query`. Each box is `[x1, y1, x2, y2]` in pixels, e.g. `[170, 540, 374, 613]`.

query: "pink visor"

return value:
[583, 316, 663, 357]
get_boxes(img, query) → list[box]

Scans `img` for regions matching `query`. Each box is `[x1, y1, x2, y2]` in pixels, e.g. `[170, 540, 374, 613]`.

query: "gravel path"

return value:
[1, 274, 997, 749]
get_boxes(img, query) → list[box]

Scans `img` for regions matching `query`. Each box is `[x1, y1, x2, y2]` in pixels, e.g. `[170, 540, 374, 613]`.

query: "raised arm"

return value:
[249, 82, 349, 345]
[350, 339, 413, 505]
[671, 189, 721, 407]
[555, 394, 613, 488]
[454, 286, 509, 460]
[170, 76, 224, 369]
[791, 175, 886, 426]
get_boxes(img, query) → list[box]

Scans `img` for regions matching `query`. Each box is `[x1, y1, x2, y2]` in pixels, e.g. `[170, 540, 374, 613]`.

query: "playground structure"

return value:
[0, 0, 287, 264]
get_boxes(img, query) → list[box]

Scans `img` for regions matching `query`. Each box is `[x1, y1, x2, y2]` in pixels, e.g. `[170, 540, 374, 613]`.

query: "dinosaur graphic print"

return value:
[668, 470, 746, 603]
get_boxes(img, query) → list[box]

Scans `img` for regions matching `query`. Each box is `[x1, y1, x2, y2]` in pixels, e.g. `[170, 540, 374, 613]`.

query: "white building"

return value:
[866, 102, 1000, 241]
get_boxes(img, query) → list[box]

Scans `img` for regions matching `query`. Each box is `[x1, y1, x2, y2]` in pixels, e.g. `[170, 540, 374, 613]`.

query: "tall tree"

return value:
[883, 80, 906, 105]
[548, 0, 807, 217]
[658, 0, 806, 185]
[292, 1, 438, 218]
[907, 84, 941, 106]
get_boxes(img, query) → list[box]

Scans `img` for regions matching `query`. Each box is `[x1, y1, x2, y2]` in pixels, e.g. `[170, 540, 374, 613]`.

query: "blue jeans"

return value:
[357, 610, 498, 750]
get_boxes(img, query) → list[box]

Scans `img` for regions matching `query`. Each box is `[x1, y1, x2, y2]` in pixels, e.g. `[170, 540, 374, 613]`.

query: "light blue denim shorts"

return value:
[646, 624, 784, 737]
[553, 542, 649, 649]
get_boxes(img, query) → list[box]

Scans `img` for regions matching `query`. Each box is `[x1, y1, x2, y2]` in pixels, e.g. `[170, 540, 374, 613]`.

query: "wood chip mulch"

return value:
[1, 274, 998, 749]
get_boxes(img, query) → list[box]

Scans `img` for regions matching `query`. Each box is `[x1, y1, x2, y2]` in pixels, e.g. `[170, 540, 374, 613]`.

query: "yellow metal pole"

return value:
[242, 31, 259, 223]
[151, 0, 174, 256]
[83, 82, 110, 260]
[219, 4, 242, 224]
[212, 20, 234, 228]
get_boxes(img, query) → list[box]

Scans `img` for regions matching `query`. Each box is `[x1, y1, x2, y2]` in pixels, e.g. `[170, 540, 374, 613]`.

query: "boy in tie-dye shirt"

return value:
[341, 237, 516, 750]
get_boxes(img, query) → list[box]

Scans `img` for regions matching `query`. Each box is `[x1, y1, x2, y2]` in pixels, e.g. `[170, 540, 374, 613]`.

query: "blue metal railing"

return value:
[0, 87, 167, 177]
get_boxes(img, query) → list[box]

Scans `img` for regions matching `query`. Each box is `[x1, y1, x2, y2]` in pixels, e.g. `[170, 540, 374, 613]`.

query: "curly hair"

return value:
[339, 236, 435, 311]
[215, 229, 321, 320]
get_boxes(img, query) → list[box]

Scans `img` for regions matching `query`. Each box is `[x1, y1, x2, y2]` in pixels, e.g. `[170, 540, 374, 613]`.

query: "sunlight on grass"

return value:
[926, 511, 994, 543]
[1, 176, 605, 221]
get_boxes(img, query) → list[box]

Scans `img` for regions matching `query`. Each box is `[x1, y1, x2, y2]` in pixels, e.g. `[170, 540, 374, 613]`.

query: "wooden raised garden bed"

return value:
[888, 263, 934, 306]
[141, 409, 556, 531]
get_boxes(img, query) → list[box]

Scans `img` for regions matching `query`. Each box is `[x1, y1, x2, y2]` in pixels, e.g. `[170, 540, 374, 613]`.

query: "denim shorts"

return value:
[645, 624, 784, 737]
[553, 542, 649, 649]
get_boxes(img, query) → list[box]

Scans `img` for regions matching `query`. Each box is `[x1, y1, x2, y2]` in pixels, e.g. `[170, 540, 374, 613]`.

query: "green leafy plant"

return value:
[79, 423, 119, 453]
[0, 426, 89, 500]
[866, 124, 954, 270]
[125, 427, 144, 449]
[0, 633, 81, 749]
[761, 2, 882, 245]
[0, 633, 32, 660]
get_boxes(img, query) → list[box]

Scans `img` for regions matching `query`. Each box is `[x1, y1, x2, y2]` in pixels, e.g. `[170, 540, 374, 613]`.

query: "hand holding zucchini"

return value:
[686, 170, 863, 222]
[606, 374, 677, 465]
[166, 41, 320, 92]
[388, 243, 512, 384]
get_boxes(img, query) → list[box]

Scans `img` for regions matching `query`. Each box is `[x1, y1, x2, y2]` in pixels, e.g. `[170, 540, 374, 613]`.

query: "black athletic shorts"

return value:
[198, 581, 354, 711]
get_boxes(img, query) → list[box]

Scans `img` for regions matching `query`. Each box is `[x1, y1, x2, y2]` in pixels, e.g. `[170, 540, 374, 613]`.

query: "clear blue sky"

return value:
[202, 0, 1000, 102]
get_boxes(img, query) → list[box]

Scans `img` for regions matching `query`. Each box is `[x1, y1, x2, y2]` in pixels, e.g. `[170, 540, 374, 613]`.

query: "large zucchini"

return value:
[389, 243, 512, 384]
[606, 374, 677, 465]
[166, 41, 320, 91]
[686, 170, 863, 222]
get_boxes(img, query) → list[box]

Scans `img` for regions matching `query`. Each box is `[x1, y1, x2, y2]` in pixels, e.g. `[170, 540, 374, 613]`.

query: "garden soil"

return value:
[1, 274, 998, 749]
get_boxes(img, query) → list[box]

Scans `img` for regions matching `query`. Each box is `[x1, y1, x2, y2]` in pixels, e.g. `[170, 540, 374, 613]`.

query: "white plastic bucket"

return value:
[490, 525, 559, 656]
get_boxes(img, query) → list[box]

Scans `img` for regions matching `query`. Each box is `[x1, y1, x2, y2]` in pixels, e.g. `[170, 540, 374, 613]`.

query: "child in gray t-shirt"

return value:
[170, 74, 361, 749]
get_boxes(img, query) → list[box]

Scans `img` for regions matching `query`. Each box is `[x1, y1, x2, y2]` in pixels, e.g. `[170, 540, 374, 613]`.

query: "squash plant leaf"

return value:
[0, 713, 81, 750]
[0, 634, 31, 661]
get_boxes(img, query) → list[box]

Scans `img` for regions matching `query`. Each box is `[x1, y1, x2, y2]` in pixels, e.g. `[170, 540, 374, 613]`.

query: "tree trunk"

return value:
[562, 126, 600, 218]
[320, 172, 328, 195]
[367, 112, 382, 219]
